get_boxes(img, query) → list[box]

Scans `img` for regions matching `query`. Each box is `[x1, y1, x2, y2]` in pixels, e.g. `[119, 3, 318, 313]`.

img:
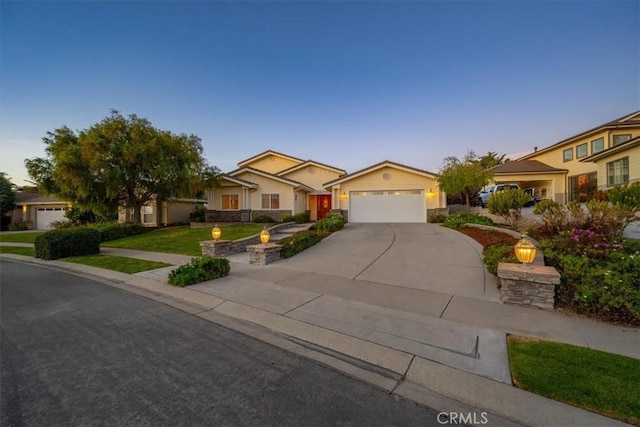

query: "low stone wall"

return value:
[250, 210, 291, 222]
[199, 222, 295, 257]
[205, 209, 251, 223]
[331, 209, 348, 222]
[190, 222, 259, 229]
[497, 263, 560, 310]
[247, 243, 283, 265]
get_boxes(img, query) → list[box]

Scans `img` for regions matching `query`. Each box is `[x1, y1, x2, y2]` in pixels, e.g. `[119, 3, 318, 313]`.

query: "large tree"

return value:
[0, 172, 16, 216]
[437, 151, 493, 211]
[26, 110, 217, 223]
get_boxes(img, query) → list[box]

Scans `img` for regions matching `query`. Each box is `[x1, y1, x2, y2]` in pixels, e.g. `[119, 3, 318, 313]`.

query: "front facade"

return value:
[118, 198, 207, 226]
[498, 111, 640, 203]
[9, 192, 70, 230]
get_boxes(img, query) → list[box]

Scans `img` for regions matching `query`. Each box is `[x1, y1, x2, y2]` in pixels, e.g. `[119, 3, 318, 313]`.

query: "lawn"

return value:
[508, 336, 640, 425]
[0, 246, 36, 256]
[62, 254, 171, 274]
[101, 224, 264, 256]
[0, 232, 44, 243]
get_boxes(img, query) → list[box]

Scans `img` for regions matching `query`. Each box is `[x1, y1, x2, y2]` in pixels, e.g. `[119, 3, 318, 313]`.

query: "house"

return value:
[492, 111, 640, 203]
[9, 192, 70, 230]
[206, 150, 447, 223]
[118, 197, 207, 226]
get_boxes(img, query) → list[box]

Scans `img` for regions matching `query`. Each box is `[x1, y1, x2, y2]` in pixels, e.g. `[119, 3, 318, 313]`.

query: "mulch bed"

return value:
[456, 227, 518, 249]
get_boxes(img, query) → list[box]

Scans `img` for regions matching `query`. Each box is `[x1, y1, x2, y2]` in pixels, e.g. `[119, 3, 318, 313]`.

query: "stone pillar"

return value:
[200, 240, 232, 257]
[247, 243, 283, 265]
[497, 263, 561, 310]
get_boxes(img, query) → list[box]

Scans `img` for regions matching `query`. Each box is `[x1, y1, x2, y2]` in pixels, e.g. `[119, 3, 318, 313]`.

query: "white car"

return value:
[477, 184, 520, 207]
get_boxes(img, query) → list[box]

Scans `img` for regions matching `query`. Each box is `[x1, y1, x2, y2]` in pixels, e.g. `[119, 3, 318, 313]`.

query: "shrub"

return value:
[189, 205, 206, 222]
[314, 214, 345, 234]
[443, 212, 494, 229]
[254, 215, 275, 223]
[608, 182, 640, 212]
[35, 228, 101, 260]
[280, 214, 295, 223]
[90, 223, 148, 242]
[51, 220, 75, 229]
[428, 214, 448, 223]
[279, 231, 322, 259]
[487, 189, 531, 226]
[293, 212, 310, 224]
[482, 245, 519, 275]
[9, 221, 30, 231]
[168, 256, 230, 287]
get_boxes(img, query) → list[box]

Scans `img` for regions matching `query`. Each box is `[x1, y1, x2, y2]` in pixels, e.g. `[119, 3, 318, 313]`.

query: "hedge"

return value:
[279, 231, 322, 259]
[35, 228, 101, 260]
[168, 257, 230, 287]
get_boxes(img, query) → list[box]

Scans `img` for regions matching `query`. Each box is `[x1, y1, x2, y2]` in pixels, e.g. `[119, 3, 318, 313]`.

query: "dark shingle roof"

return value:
[492, 160, 568, 174]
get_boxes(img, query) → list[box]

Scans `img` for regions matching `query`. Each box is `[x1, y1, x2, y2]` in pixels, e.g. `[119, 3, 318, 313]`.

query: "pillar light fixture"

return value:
[211, 225, 222, 241]
[260, 227, 270, 244]
[514, 234, 537, 269]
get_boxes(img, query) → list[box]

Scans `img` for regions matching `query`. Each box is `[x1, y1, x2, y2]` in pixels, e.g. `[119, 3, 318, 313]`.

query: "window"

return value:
[261, 193, 280, 209]
[591, 137, 604, 154]
[569, 173, 597, 202]
[576, 143, 588, 158]
[607, 157, 629, 186]
[612, 134, 631, 147]
[563, 148, 573, 162]
[142, 205, 153, 224]
[221, 194, 239, 210]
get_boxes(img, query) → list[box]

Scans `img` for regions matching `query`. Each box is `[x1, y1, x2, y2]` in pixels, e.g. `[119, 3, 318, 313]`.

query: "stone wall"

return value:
[199, 222, 295, 257]
[205, 209, 251, 222]
[331, 209, 348, 222]
[497, 263, 560, 310]
[250, 210, 291, 222]
[427, 208, 449, 218]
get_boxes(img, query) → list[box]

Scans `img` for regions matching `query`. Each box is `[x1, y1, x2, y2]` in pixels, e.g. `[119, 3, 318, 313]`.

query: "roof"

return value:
[277, 159, 347, 176]
[518, 110, 640, 160]
[228, 167, 315, 192]
[580, 136, 640, 162]
[217, 175, 259, 188]
[323, 160, 439, 187]
[492, 160, 568, 175]
[236, 149, 305, 168]
[14, 192, 68, 205]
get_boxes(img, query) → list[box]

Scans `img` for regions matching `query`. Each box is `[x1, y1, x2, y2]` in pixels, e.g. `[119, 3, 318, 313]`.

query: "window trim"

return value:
[221, 194, 239, 210]
[576, 143, 588, 159]
[591, 137, 604, 154]
[563, 148, 574, 162]
[606, 157, 629, 187]
[261, 193, 280, 210]
[612, 134, 631, 147]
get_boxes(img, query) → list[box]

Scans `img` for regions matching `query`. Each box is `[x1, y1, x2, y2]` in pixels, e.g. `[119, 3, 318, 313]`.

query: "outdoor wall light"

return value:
[211, 225, 222, 241]
[340, 192, 348, 200]
[514, 234, 537, 269]
[260, 227, 270, 244]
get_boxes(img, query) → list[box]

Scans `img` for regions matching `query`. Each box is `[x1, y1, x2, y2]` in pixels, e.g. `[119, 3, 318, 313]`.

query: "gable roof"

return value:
[492, 160, 568, 175]
[14, 192, 68, 205]
[236, 149, 305, 168]
[277, 159, 347, 176]
[579, 135, 640, 162]
[518, 110, 640, 160]
[323, 160, 439, 187]
[228, 167, 315, 192]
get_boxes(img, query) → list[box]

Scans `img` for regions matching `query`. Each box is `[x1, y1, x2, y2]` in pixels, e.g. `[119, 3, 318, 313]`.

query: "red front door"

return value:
[316, 195, 332, 220]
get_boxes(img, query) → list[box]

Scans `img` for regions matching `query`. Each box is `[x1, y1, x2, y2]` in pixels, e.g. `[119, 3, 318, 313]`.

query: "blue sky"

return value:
[1, 1, 638, 186]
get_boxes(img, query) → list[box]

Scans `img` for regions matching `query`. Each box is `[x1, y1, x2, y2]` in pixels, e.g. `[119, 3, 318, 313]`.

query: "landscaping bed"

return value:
[456, 226, 517, 249]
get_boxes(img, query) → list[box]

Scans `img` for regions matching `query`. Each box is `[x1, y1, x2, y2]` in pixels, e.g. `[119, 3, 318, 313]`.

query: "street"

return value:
[1, 260, 443, 426]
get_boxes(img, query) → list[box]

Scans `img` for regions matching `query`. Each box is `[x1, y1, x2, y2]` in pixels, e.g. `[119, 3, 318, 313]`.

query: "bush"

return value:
[189, 205, 206, 222]
[90, 223, 148, 242]
[608, 182, 640, 212]
[314, 214, 345, 234]
[279, 231, 322, 259]
[487, 189, 531, 226]
[482, 245, 519, 275]
[428, 214, 448, 223]
[9, 221, 30, 231]
[35, 228, 101, 260]
[541, 235, 639, 325]
[443, 212, 494, 229]
[168, 257, 230, 287]
[51, 220, 76, 229]
[280, 213, 309, 224]
[254, 215, 275, 223]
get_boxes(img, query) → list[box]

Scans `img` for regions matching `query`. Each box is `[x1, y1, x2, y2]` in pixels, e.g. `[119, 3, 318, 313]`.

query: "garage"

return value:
[36, 207, 66, 230]
[349, 190, 426, 223]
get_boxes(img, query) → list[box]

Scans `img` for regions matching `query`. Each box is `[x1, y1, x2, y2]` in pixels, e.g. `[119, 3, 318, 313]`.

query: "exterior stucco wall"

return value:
[165, 201, 204, 225]
[242, 155, 302, 174]
[293, 190, 307, 215]
[594, 145, 640, 189]
[281, 166, 342, 191]
[234, 171, 295, 211]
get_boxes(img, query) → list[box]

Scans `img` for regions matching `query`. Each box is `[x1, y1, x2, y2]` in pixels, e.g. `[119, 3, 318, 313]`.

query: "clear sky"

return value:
[1, 0, 638, 186]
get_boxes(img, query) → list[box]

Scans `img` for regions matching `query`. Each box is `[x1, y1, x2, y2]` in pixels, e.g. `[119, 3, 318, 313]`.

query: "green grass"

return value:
[61, 254, 171, 274]
[0, 246, 36, 256]
[0, 232, 44, 243]
[508, 336, 640, 425]
[101, 224, 264, 256]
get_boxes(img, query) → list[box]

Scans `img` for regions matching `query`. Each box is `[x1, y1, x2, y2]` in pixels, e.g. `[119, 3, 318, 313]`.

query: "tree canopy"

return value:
[0, 172, 16, 215]
[25, 110, 218, 223]
[437, 151, 493, 211]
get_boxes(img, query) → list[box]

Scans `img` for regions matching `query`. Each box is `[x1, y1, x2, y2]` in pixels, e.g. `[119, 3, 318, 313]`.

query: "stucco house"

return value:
[491, 111, 640, 203]
[8, 192, 70, 230]
[118, 197, 207, 226]
[206, 150, 446, 223]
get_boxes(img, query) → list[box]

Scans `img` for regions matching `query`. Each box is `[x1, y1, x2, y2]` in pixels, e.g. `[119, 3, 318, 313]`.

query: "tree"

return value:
[25, 110, 218, 224]
[0, 172, 16, 216]
[437, 151, 493, 212]
[477, 151, 507, 170]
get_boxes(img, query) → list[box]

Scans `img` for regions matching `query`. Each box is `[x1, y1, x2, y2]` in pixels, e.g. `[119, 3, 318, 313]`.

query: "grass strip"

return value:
[0, 246, 36, 257]
[61, 254, 171, 274]
[508, 336, 640, 425]
[101, 225, 263, 256]
[0, 232, 44, 243]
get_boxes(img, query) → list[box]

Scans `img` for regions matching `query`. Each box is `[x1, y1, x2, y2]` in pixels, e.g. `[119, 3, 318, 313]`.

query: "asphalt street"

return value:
[0, 260, 445, 427]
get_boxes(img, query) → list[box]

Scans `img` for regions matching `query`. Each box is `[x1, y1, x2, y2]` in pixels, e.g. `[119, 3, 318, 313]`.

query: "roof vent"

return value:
[534, 146, 538, 152]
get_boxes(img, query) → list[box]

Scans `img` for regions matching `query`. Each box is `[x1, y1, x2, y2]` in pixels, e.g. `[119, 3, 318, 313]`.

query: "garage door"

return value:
[349, 190, 426, 223]
[36, 207, 66, 230]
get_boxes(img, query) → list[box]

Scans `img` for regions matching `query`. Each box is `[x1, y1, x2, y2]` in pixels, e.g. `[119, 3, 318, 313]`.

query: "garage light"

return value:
[260, 227, 270, 244]
[514, 234, 537, 269]
[211, 225, 222, 241]
[340, 192, 348, 200]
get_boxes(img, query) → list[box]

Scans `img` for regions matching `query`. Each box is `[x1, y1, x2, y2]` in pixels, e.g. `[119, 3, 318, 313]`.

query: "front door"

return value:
[316, 195, 331, 220]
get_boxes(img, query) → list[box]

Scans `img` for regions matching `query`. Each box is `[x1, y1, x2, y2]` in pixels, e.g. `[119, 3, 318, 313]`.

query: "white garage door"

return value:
[36, 207, 66, 230]
[349, 190, 426, 223]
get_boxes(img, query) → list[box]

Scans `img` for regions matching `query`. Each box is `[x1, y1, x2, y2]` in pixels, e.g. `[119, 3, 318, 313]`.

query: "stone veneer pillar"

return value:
[247, 243, 283, 265]
[200, 240, 233, 257]
[497, 263, 561, 310]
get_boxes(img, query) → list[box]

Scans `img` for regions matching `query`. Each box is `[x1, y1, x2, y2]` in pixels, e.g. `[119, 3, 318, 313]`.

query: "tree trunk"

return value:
[133, 202, 143, 224]
[465, 193, 471, 213]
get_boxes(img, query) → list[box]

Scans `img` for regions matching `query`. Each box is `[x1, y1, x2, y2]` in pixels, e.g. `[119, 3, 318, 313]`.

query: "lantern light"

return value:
[514, 234, 537, 269]
[260, 227, 270, 244]
[211, 225, 222, 241]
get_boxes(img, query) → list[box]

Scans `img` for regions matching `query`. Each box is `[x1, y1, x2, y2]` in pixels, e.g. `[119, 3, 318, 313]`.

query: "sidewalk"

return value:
[1, 247, 636, 426]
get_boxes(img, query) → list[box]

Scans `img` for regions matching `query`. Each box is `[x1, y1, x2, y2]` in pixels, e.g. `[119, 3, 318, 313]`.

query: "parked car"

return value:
[523, 187, 542, 207]
[477, 184, 520, 208]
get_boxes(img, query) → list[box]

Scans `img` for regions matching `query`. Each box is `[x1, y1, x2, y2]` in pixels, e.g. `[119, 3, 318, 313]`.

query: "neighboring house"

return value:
[118, 198, 207, 226]
[9, 192, 70, 230]
[492, 111, 640, 203]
